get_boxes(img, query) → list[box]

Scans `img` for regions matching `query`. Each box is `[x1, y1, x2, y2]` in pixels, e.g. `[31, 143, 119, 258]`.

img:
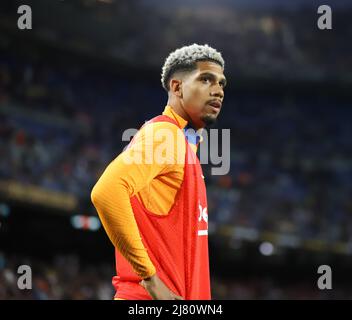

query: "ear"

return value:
[170, 79, 183, 98]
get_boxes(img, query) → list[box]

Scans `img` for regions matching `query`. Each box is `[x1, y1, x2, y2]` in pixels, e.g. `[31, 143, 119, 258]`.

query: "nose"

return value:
[210, 83, 224, 100]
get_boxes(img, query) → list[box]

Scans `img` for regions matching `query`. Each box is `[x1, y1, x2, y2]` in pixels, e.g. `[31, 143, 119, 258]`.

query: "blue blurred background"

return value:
[0, 0, 351, 299]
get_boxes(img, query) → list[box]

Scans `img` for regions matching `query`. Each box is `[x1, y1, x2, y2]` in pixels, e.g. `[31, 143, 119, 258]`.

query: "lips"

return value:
[207, 100, 222, 109]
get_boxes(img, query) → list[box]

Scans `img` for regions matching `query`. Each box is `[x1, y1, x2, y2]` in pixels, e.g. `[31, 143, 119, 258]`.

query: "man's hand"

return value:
[140, 274, 184, 300]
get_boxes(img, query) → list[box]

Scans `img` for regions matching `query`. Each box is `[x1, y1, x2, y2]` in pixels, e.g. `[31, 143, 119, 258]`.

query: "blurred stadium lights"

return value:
[0, 203, 10, 218]
[276, 234, 301, 249]
[216, 224, 352, 256]
[0, 252, 4, 269]
[259, 242, 274, 256]
[70, 215, 101, 231]
[96, 0, 114, 3]
[231, 226, 259, 242]
[229, 238, 242, 250]
[0, 180, 78, 212]
[208, 221, 217, 235]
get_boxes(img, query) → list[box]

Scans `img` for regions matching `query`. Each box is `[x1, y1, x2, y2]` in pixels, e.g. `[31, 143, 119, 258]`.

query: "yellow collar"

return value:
[162, 105, 188, 130]
[162, 105, 204, 144]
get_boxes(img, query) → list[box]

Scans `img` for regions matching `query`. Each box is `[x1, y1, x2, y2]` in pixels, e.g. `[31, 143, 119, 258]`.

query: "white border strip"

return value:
[198, 230, 208, 236]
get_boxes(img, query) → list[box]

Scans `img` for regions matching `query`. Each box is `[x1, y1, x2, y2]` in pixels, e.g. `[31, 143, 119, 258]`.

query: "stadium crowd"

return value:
[0, 252, 114, 300]
[2, 0, 350, 82]
[2, 252, 352, 300]
[0, 53, 351, 243]
[1, 0, 351, 301]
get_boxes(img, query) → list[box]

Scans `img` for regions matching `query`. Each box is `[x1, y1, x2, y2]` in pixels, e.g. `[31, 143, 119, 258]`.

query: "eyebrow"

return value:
[199, 72, 227, 86]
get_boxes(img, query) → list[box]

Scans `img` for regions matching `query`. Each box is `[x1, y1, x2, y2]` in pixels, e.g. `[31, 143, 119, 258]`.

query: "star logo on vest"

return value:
[198, 204, 208, 236]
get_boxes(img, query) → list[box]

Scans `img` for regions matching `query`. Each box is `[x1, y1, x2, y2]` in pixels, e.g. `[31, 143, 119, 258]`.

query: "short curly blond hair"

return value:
[161, 44, 225, 91]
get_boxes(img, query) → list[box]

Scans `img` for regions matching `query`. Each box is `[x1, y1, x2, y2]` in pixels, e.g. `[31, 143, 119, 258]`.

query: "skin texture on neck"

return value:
[167, 95, 192, 125]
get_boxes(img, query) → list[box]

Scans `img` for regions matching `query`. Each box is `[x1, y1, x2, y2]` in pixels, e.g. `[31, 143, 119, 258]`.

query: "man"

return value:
[91, 44, 226, 300]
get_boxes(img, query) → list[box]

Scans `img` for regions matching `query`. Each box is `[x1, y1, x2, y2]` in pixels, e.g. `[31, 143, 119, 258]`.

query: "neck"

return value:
[167, 97, 189, 122]
[166, 97, 202, 130]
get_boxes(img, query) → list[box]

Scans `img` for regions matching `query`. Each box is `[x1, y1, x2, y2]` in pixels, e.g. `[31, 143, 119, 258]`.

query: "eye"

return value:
[201, 77, 211, 84]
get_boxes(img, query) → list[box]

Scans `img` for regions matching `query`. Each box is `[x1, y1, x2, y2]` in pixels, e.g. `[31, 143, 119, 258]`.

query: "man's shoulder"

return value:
[137, 119, 184, 138]
[126, 119, 186, 159]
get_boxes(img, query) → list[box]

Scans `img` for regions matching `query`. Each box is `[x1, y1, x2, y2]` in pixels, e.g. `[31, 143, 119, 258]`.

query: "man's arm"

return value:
[140, 274, 183, 300]
[91, 122, 185, 299]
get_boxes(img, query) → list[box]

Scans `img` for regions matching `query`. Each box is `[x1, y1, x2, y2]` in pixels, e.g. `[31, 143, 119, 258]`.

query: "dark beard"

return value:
[201, 114, 218, 128]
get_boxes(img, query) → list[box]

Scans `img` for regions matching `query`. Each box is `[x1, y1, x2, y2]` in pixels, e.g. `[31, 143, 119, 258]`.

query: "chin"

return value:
[201, 114, 218, 127]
